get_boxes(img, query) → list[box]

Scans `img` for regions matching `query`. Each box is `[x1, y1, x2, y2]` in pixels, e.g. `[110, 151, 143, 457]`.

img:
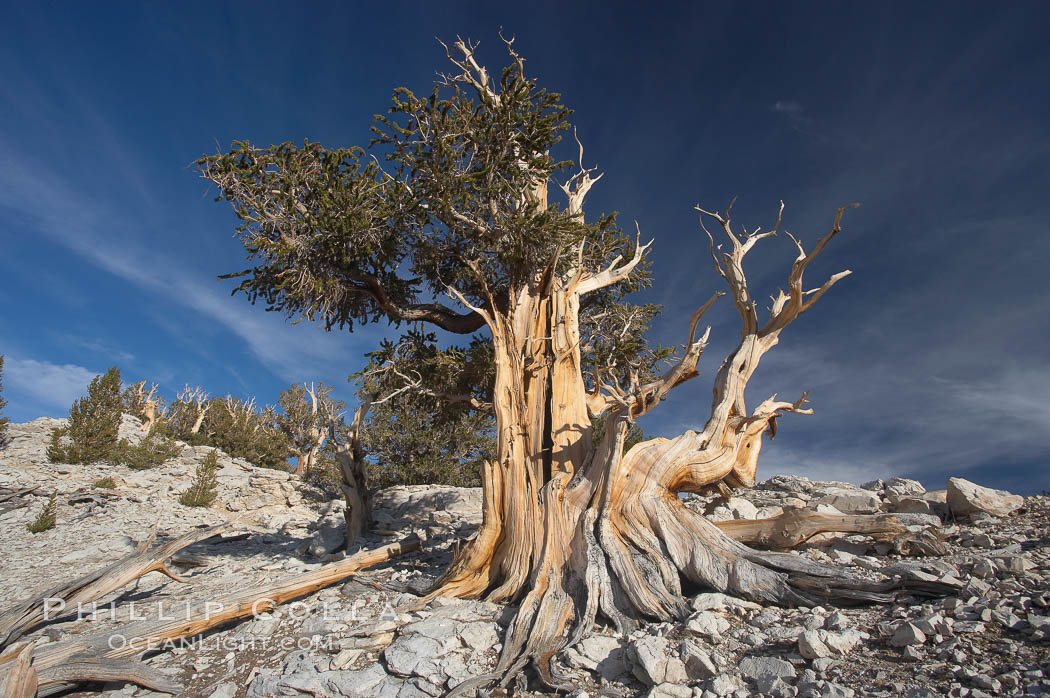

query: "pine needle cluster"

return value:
[27, 491, 58, 533]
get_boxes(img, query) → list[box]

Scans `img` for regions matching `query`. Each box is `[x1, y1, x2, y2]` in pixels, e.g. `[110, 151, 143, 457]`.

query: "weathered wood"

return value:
[0, 486, 39, 505]
[0, 520, 233, 649]
[0, 642, 37, 698]
[335, 402, 372, 544]
[8, 535, 420, 694]
[714, 509, 908, 549]
[36, 659, 177, 697]
[429, 191, 954, 693]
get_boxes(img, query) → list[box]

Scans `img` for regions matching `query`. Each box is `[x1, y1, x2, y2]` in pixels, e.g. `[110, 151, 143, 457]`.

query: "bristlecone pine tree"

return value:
[198, 37, 940, 691]
[48, 366, 123, 464]
[122, 380, 163, 433]
[0, 355, 9, 449]
[165, 385, 212, 442]
[276, 382, 344, 476]
[180, 450, 219, 507]
[205, 396, 290, 470]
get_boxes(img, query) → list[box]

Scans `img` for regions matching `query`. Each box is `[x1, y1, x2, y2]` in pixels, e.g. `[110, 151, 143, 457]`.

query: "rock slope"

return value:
[0, 417, 1047, 698]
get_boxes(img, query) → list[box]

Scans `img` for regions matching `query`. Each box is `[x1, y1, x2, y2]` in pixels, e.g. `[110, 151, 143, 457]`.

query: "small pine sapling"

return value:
[27, 491, 58, 533]
[92, 477, 117, 489]
[180, 450, 219, 507]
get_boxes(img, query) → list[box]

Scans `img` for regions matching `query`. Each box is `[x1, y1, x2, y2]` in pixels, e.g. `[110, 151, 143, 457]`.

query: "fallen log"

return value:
[0, 643, 37, 698]
[10, 535, 421, 696]
[714, 508, 908, 549]
[0, 486, 39, 505]
[0, 520, 234, 649]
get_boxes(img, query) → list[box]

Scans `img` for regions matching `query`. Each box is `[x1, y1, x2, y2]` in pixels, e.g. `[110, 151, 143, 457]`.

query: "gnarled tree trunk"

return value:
[430, 203, 936, 692]
[334, 402, 372, 544]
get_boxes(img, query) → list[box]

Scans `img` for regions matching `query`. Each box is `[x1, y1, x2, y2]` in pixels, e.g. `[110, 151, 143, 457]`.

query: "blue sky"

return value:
[2, 2, 1048, 493]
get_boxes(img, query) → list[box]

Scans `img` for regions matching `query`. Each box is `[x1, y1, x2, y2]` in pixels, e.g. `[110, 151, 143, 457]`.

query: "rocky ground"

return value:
[0, 416, 1048, 697]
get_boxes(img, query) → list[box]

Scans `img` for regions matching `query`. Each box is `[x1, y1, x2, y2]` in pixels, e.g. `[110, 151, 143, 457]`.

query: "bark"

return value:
[335, 402, 372, 543]
[713, 509, 908, 549]
[430, 202, 955, 693]
[1, 536, 420, 695]
[133, 382, 159, 433]
[0, 643, 37, 698]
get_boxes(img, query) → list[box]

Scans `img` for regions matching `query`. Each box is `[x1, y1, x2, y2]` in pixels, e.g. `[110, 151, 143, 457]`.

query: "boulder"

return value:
[739, 655, 796, 684]
[814, 486, 882, 514]
[686, 610, 730, 640]
[629, 636, 673, 685]
[885, 477, 925, 498]
[946, 477, 1023, 518]
[563, 635, 630, 681]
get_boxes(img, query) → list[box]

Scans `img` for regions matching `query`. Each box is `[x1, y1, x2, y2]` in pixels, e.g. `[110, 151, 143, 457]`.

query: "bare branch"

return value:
[576, 226, 654, 295]
[760, 202, 858, 335]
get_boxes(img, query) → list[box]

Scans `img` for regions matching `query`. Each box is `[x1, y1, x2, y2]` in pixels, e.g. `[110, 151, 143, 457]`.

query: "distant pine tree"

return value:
[47, 367, 123, 464]
[180, 450, 219, 507]
[27, 491, 57, 533]
[0, 355, 9, 449]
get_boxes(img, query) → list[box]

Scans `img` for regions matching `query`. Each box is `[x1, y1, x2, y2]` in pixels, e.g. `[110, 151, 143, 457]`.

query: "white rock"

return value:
[647, 684, 693, 698]
[686, 611, 730, 640]
[629, 636, 673, 685]
[798, 629, 832, 659]
[814, 487, 882, 514]
[564, 635, 629, 680]
[207, 683, 238, 698]
[691, 592, 762, 613]
[680, 640, 718, 680]
[946, 477, 1023, 518]
[739, 655, 796, 683]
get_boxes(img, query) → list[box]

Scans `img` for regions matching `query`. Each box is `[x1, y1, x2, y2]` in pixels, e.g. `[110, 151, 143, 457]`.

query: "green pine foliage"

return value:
[355, 329, 495, 488]
[27, 491, 58, 533]
[205, 397, 291, 470]
[180, 450, 220, 507]
[47, 367, 123, 464]
[113, 431, 182, 469]
[92, 476, 117, 489]
[0, 355, 9, 449]
[197, 41, 670, 490]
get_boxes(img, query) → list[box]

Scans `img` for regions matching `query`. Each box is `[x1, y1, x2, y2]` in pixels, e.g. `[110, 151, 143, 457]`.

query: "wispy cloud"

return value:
[773, 100, 803, 115]
[772, 99, 813, 129]
[0, 154, 365, 385]
[60, 335, 135, 364]
[4, 356, 98, 415]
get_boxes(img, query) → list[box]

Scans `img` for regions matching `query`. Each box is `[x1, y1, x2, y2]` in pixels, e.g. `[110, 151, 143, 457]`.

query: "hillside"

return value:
[0, 415, 1047, 697]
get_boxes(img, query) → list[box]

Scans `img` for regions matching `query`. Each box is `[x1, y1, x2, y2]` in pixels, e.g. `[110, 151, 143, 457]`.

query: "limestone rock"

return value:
[814, 486, 882, 514]
[686, 610, 730, 640]
[739, 655, 796, 684]
[946, 477, 1023, 518]
[563, 635, 630, 681]
[628, 635, 685, 686]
